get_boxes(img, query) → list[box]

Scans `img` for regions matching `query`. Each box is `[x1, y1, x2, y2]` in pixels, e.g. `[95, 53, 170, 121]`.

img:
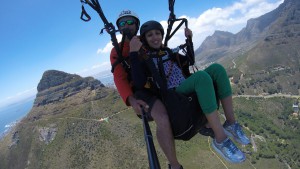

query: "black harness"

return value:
[79, 1, 201, 168]
[165, 0, 196, 69]
[80, 0, 130, 74]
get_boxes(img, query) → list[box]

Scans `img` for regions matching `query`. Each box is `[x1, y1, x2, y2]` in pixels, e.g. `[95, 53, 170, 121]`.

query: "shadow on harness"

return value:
[139, 47, 210, 141]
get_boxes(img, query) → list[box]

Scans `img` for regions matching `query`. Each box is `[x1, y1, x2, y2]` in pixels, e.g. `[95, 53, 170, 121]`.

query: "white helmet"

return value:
[116, 10, 140, 32]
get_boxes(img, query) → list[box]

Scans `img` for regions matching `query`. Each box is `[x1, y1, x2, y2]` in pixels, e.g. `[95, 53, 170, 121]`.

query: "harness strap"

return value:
[80, 5, 91, 21]
[140, 48, 166, 90]
[111, 56, 130, 73]
[164, 0, 196, 67]
[111, 33, 130, 73]
[80, 0, 126, 74]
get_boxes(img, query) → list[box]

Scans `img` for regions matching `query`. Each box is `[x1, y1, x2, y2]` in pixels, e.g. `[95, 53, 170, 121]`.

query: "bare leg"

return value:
[151, 100, 182, 169]
[220, 95, 235, 124]
[205, 96, 235, 128]
[205, 110, 227, 143]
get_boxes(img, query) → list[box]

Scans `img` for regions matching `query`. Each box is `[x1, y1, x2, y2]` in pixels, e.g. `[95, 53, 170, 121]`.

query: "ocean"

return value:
[0, 98, 34, 138]
[0, 74, 114, 139]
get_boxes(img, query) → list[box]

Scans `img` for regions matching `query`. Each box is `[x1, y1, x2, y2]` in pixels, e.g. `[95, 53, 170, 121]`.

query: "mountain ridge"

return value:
[0, 72, 299, 168]
[195, 0, 300, 95]
[1, 0, 300, 168]
[195, 0, 299, 66]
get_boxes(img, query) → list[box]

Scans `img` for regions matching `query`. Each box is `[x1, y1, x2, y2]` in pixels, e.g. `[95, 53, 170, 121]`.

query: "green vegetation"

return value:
[0, 86, 299, 169]
[233, 97, 300, 168]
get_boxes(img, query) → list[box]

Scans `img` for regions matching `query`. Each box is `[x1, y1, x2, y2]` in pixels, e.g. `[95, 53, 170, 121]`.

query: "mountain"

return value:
[195, 0, 300, 95]
[195, 0, 297, 64]
[0, 70, 299, 168]
[0, 70, 152, 169]
[92, 69, 115, 88]
[34, 70, 105, 107]
[238, 0, 300, 72]
[1, 1, 300, 167]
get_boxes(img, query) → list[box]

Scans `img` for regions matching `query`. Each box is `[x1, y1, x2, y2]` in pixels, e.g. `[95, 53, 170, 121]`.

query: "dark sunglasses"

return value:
[118, 20, 135, 27]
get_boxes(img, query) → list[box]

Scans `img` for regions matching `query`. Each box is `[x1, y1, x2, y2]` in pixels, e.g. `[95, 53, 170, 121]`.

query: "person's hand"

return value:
[130, 36, 143, 52]
[128, 95, 149, 115]
[185, 28, 193, 38]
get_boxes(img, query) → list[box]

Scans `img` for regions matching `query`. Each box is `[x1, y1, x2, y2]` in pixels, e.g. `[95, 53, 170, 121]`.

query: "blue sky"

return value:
[0, 0, 283, 108]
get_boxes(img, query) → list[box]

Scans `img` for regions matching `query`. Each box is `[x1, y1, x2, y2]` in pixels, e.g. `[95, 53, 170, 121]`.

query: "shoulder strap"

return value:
[140, 49, 168, 95]
[111, 34, 131, 73]
[111, 56, 130, 73]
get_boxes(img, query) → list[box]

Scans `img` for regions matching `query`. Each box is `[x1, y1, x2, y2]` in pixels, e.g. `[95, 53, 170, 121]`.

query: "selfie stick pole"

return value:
[142, 110, 161, 169]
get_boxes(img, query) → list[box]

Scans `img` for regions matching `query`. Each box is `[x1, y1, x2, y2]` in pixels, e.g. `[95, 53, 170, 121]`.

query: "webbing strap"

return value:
[165, 0, 196, 67]
[80, 0, 125, 73]
[80, 5, 91, 21]
[111, 57, 130, 73]
[140, 49, 168, 97]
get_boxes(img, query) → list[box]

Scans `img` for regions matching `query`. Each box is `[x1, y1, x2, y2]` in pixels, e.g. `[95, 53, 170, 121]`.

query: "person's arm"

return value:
[129, 52, 148, 89]
[180, 28, 194, 66]
[110, 43, 149, 114]
[110, 47, 133, 106]
[129, 36, 148, 89]
[127, 95, 149, 115]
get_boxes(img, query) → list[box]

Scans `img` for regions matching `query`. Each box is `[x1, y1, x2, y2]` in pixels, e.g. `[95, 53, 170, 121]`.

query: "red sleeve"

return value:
[110, 43, 133, 106]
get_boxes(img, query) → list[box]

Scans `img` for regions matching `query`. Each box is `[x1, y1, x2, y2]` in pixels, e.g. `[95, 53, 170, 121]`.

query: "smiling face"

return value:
[145, 29, 163, 49]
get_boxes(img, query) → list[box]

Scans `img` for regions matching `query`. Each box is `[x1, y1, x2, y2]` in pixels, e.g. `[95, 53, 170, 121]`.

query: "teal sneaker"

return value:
[223, 121, 250, 145]
[212, 137, 246, 163]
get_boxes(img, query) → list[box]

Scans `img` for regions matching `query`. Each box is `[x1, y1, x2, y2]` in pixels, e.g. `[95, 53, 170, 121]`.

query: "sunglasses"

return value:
[118, 20, 135, 27]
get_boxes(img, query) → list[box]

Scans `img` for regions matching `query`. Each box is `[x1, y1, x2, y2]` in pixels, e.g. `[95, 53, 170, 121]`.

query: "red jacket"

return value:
[110, 42, 133, 106]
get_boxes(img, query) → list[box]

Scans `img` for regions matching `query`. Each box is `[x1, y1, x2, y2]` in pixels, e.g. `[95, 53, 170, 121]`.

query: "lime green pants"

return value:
[175, 63, 232, 114]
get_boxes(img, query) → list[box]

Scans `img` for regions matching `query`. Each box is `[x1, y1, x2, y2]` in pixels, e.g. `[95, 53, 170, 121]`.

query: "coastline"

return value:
[0, 120, 19, 141]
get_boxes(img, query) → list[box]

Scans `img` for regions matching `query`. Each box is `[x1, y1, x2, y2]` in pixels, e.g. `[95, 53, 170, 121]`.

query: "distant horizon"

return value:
[0, 97, 34, 137]
[0, 93, 36, 110]
[0, 0, 283, 109]
[0, 69, 113, 109]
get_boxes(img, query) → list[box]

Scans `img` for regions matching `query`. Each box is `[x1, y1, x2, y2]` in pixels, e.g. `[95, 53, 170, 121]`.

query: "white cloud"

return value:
[0, 88, 37, 108]
[79, 0, 284, 79]
[80, 34, 122, 77]
[15, 88, 36, 97]
[77, 62, 111, 77]
[166, 0, 283, 48]
[96, 0, 283, 52]
[97, 42, 113, 54]
[97, 34, 122, 54]
[90, 0, 283, 75]
[0, 0, 284, 109]
[97, 0, 283, 54]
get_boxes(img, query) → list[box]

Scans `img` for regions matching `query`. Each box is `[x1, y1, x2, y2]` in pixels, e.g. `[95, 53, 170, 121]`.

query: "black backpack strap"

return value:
[111, 56, 131, 73]
[140, 50, 168, 96]
[111, 34, 130, 73]
[164, 0, 196, 67]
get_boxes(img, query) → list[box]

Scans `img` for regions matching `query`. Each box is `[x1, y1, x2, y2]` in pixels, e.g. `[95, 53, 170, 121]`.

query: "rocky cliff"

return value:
[34, 70, 104, 107]
[194, 0, 300, 95]
[195, 0, 300, 66]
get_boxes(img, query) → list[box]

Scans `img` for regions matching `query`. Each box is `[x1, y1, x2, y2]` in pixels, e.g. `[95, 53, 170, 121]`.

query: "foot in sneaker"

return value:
[199, 126, 215, 138]
[223, 121, 250, 145]
[168, 164, 183, 169]
[212, 137, 246, 163]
